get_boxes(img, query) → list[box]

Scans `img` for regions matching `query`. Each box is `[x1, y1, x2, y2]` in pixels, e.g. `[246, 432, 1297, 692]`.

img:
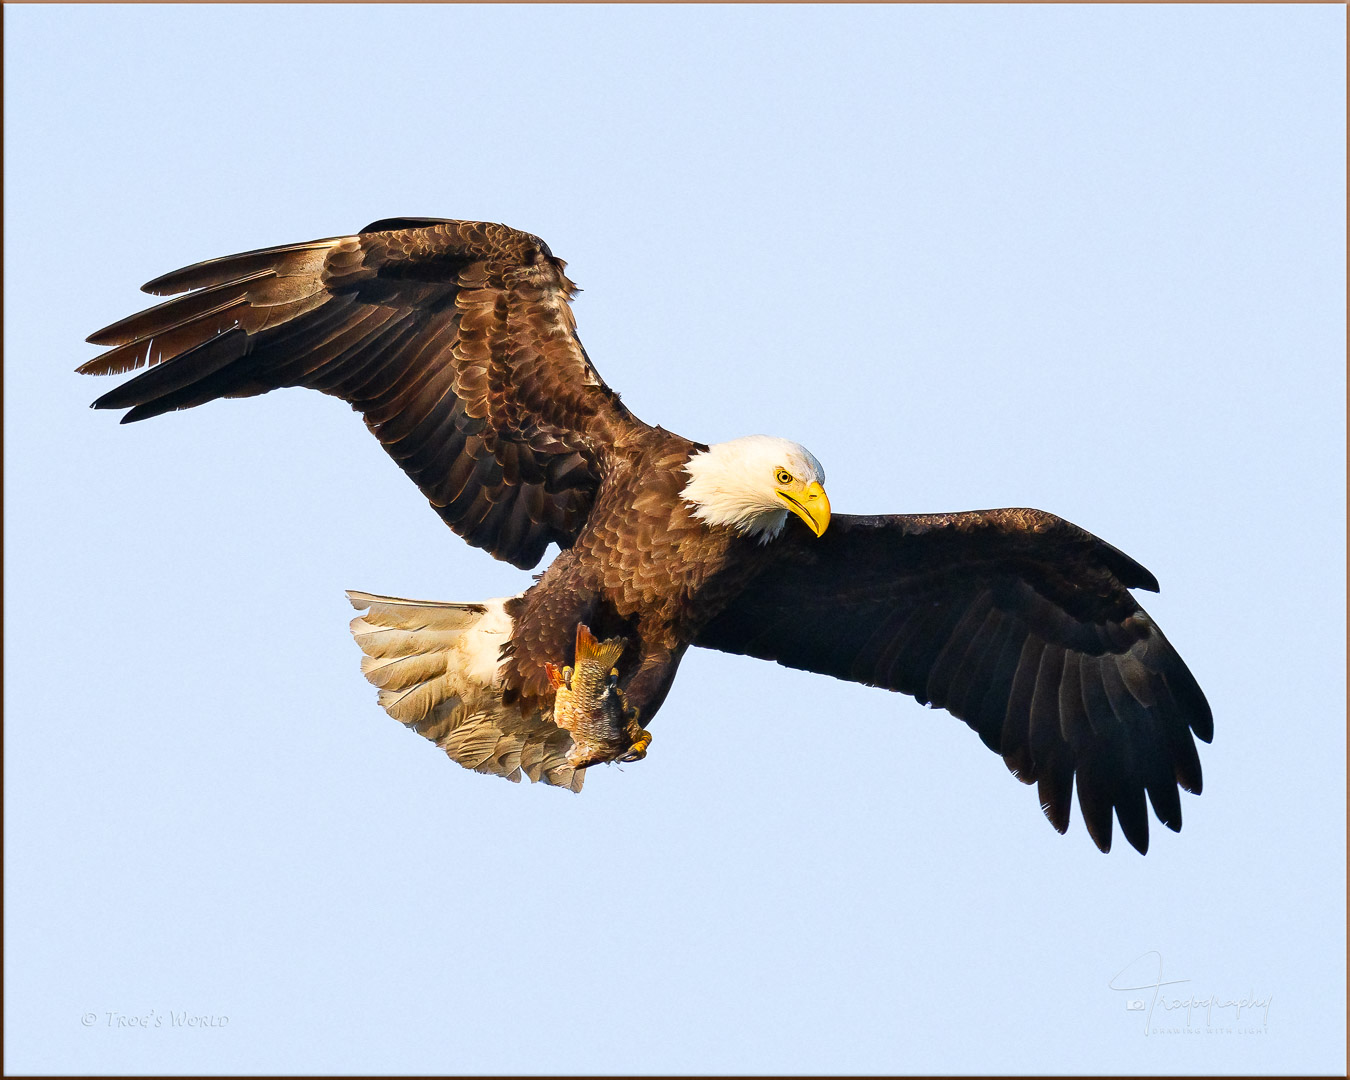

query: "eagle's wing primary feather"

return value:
[694, 509, 1213, 854]
[82, 219, 644, 569]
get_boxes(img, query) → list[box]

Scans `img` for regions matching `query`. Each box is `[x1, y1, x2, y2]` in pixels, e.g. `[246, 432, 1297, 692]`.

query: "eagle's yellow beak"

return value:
[778, 481, 831, 537]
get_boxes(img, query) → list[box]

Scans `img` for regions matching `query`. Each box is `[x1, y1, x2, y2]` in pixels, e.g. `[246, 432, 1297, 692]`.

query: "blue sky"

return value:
[5, 4, 1345, 1074]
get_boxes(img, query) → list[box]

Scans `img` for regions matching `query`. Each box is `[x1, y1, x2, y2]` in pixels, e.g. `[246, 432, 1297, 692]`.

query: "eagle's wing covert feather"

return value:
[82, 219, 645, 569]
[694, 509, 1213, 854]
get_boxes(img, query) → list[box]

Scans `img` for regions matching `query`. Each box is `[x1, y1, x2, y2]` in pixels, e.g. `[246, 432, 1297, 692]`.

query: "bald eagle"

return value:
[82, 217, 1212, 854]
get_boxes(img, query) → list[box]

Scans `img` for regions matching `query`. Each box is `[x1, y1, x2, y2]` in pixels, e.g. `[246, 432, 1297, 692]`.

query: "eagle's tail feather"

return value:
[346, 590, 582, 792]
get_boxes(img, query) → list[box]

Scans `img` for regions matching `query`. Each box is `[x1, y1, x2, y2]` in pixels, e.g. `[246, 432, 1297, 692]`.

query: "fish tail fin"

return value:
[574, 623, 626, 670]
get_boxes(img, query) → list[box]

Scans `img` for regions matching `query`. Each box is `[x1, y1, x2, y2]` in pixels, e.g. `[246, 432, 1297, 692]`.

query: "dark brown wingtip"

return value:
[1038, 778, 1073, 836]
[90, 386, 123, 410]
[1093, 536, 1160, 593]
[1086, 823, 1113, 854]
[1041, 802, 1071, 835]
[140, 271, 182, 296]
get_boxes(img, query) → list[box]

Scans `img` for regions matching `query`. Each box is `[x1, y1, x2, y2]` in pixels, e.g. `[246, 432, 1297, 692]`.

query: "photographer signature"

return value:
[1109, 951, 1272, 1035]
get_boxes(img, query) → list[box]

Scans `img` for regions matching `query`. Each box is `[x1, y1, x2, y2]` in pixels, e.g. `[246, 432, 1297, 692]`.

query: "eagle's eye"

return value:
[775, 468, 793, 486]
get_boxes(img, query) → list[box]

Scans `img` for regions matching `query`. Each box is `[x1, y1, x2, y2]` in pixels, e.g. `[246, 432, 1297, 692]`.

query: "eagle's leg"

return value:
[611, 639, 686, 757]
[617, 698, 650, 762]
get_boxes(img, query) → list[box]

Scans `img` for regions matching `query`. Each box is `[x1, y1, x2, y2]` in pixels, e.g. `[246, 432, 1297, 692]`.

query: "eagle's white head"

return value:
[681, 435, 831, 542]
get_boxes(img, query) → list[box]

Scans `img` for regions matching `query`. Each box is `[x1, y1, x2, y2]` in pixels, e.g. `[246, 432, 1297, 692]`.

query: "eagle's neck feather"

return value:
[679, 444, 790, 543]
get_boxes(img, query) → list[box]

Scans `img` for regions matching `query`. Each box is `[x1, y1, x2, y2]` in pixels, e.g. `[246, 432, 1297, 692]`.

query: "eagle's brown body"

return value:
[503, 428, 776, 720]
[83, 217, 1214, 854]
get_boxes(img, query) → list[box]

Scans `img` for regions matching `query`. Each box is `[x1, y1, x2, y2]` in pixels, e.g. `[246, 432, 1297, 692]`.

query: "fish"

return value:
[545, 624, 651, 770]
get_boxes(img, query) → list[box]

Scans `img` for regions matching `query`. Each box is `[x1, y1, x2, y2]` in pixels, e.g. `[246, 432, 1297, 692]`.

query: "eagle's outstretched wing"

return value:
[695, 509, 1213, 854]
[82, 218, 645, 569]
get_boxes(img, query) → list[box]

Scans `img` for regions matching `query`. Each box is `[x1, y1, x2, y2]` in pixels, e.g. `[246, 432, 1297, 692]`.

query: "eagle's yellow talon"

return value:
[619, 723, 652, 762]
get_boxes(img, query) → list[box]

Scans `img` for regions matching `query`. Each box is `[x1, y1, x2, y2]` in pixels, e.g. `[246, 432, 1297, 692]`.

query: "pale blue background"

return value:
[6, 5, 1345, 1074]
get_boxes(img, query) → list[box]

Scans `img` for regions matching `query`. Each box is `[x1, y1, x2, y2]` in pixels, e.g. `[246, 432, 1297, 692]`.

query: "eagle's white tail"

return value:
[346, 591, 583, 791]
